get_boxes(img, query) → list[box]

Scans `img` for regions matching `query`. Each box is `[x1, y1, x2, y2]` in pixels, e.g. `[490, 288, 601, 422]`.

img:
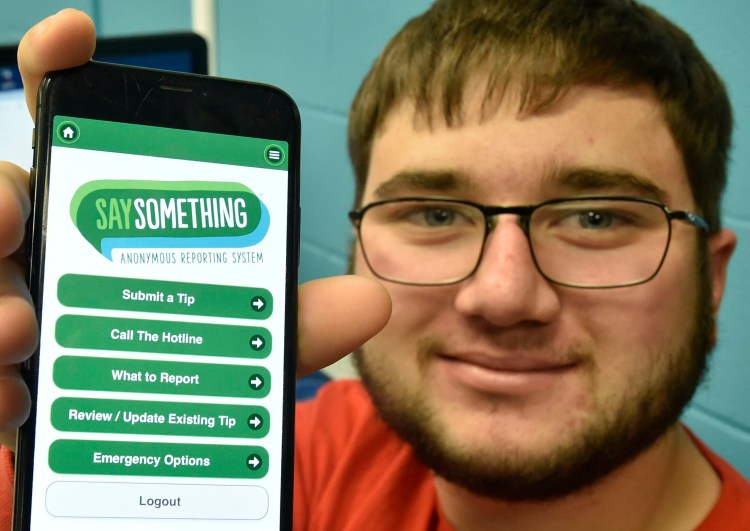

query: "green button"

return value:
[263, 144, 285, 166]
[54, 356, 271, 398]
[51, 397, 269, 438]
[49, 439, 268, 479]
[56, 120, 80, 144]
[58, 274, 273, 319]
[55, 314, 271, 358]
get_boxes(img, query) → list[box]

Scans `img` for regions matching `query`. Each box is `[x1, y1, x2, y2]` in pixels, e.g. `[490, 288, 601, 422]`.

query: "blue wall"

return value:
[0, 1, 192, 42]
[216, 0, 435, 282]
[2, 1, 748, 479]
[642, 0, 750, 481]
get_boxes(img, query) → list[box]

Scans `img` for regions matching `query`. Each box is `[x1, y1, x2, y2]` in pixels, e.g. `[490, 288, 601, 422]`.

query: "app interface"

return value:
[29, 116, 292, 530]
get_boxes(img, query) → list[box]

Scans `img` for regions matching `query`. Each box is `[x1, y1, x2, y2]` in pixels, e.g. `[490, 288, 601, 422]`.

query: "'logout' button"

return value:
[45, 481, 269, 520]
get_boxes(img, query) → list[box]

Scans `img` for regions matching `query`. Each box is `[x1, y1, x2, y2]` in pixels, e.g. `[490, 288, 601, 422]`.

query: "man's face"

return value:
[353, 85, 724, 499]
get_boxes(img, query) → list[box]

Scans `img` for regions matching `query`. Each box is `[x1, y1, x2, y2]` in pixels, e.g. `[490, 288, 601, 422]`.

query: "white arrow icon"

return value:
[251, 337, 264, 349]
[248, 416, 262, 428]
[247, 456, 261, 469]
[252, 298, 264, 310]
[249, 376, 263, 389]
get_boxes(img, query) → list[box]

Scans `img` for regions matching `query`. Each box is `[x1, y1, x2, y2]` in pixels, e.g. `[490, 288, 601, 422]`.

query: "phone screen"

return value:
[22, 107, 296, 530]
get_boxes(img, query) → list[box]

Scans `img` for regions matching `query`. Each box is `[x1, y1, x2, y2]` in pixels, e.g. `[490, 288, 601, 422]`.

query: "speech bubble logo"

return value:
[70, 180, 270, 260]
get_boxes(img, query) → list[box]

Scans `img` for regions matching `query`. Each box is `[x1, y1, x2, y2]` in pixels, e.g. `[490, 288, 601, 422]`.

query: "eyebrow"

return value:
[372, 166, 670, 204]
[371, 170, 476, 199]
[545, 167, 670, 204]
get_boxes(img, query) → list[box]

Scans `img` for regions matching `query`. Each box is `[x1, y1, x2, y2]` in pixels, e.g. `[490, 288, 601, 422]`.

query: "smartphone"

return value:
[15, 61, 300, 530]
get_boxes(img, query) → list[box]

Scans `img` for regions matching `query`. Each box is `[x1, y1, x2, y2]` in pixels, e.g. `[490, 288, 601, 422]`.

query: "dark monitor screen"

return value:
[0, 32, 207, 169]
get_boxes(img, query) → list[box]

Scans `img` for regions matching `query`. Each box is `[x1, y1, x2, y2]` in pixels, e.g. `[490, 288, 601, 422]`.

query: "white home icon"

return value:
[62, 126, 75, 139]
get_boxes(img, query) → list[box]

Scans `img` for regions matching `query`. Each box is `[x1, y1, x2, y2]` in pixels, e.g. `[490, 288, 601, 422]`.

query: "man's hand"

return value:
[0, 9, 392, 450]
[0, 9, 96, 450]
[297, 276, 391, 377]
[17, 9, 96, 116]
[0, 162, 36, 449]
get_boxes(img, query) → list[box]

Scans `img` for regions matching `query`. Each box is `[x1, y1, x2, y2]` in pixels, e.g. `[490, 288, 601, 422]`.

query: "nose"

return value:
[454, 216, 561, 326]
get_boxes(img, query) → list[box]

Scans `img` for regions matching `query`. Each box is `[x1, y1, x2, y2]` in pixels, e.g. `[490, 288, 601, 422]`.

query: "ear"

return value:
[707, 228, 737, 314]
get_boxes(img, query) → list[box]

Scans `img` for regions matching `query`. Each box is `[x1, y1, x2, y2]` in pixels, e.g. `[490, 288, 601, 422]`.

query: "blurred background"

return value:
[1, 0, 748, 479]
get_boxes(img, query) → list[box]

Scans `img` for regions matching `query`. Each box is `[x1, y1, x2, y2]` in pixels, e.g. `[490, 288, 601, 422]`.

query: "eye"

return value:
[419, 207, 457, 226]
[536, 201, 645, 236]
[371, 201, 481, 232]
[577, 210, 614, 229]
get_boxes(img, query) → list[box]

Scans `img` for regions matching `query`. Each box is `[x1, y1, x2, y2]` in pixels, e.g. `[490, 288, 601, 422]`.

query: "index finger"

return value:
[17, 8, 96, 118]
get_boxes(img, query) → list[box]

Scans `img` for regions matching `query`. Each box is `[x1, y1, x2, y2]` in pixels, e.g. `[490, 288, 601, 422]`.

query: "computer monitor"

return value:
[0, 32, 207, 170]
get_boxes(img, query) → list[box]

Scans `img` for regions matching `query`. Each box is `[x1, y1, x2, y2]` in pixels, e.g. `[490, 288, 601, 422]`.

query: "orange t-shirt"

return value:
[1, 380, 749, 529]
[0, 447, 12, 528]
[294, 380, 750, 530]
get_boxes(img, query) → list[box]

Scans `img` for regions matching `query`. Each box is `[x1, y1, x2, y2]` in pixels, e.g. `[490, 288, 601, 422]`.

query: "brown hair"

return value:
[348, 0, 732, 232]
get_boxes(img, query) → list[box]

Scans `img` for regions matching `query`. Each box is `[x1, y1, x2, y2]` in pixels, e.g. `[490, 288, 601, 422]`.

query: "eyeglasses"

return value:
[349, 196, 709, 288]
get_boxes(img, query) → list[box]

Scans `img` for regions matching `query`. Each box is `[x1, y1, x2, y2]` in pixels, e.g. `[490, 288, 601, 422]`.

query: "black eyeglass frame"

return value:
[348, 196, 710, 288]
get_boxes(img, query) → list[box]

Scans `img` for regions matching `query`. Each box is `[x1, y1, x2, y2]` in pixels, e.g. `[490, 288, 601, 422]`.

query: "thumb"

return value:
[17, 8, 96, 118]
[297, 276, 391, 377]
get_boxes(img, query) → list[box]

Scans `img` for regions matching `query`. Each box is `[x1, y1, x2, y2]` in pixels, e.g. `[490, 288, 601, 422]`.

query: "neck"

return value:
[435, 425, 721, 531]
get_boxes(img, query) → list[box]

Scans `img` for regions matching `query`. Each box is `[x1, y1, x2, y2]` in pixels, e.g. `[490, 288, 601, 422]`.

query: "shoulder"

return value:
[693, 435, 750, 530]
[296, 379, 377, 427]
[295, 379, 386, 450]
[294, 380, 441, 529]
[294, 379, 411, 475]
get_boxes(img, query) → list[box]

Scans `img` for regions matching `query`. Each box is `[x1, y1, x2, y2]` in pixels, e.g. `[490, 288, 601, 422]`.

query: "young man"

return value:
[0, 2, 748, 530]
[295, 0, 750, 529]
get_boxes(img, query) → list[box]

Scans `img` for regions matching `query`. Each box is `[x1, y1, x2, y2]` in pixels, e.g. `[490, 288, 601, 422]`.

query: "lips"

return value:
[440, 351, 579, 372]
[432, 350, 583, 395]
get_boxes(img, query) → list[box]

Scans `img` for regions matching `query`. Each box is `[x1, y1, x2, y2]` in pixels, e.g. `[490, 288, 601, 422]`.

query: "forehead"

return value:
[364, 85, 692, 207]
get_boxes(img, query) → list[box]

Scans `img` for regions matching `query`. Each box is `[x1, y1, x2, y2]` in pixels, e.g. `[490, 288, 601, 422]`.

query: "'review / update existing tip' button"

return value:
[45, 481, 269, 520]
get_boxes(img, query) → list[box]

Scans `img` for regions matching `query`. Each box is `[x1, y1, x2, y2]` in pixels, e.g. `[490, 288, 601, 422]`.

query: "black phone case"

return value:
[15, 61, 300, 531]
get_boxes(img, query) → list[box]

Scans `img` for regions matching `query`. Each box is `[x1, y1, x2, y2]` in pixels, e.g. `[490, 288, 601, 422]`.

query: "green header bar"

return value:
[52, 115, 288, 170]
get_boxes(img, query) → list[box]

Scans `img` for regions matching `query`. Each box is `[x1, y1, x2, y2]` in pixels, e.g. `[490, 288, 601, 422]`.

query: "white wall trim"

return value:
[191, 0, 217, 75]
